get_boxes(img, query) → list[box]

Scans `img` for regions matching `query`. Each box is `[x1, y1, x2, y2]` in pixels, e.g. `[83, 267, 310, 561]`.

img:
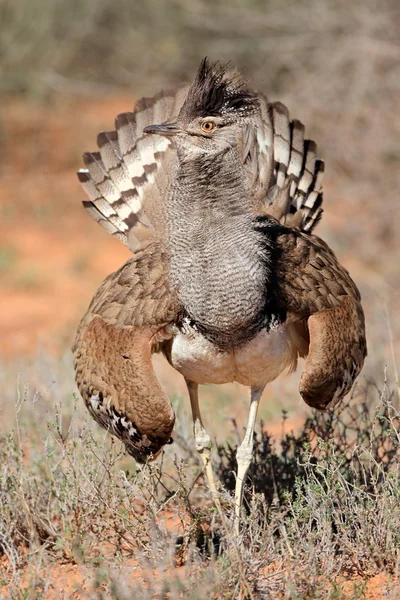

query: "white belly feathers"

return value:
[170, 325, 296, 387]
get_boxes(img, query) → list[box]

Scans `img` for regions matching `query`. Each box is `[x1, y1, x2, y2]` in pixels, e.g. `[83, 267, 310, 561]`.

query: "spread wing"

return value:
[73, 241, 180, 462]
[78, 87, 188, 251]
[245, 97, 324, 233]
[274, 226, 367, 409]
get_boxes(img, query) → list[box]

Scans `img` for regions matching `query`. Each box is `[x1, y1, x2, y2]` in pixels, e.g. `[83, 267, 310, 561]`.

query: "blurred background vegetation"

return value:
[1, 0, 399, 199]
[0, 0, 398, 173]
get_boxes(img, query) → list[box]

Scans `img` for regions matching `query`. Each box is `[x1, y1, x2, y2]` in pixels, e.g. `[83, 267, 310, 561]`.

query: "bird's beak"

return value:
[143, 122, 182, 137]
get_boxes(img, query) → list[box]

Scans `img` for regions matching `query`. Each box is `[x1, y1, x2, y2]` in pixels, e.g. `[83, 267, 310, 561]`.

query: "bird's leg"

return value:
[186, 379, 224, 520]
[234, 385, 265, 536]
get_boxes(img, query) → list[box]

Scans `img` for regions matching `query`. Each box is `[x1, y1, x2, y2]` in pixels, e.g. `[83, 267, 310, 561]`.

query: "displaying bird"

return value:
[73, 58, 366, 532]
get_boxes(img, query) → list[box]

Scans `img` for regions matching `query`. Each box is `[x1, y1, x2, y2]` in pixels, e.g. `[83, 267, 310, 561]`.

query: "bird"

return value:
[73, 58, 367, 533]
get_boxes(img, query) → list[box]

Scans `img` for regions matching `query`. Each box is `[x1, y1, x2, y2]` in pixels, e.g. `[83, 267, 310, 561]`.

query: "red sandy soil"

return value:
[0, 96, 134, 357]
[2, 558, 398, 599]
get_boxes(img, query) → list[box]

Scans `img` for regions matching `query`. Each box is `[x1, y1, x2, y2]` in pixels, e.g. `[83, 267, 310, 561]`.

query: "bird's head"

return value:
[144, 58, 259, 160]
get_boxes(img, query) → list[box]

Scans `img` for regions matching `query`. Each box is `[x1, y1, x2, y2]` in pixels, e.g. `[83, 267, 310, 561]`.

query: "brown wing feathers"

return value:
[73, 244, 179, 462]
[275, 228, 366, 409]
[299, 296, 366, 410]
[74, 89, 189, 462]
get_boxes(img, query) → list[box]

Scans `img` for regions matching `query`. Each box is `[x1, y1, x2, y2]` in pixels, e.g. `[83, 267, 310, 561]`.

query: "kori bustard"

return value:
[73, 58, 366, 531]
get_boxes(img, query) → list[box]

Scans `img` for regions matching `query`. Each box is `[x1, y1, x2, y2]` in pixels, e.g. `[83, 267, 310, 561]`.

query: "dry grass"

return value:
[1, 353, 400, 599]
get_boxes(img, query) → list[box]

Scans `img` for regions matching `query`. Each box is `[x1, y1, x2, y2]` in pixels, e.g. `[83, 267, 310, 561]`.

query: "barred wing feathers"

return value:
[78, 87, 188, 250]
[248, 98, 324, 233]
[79, 81, 324, 245]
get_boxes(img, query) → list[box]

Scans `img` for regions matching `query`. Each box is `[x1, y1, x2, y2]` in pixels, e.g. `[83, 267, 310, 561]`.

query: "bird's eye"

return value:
[201, 121, 215, 133]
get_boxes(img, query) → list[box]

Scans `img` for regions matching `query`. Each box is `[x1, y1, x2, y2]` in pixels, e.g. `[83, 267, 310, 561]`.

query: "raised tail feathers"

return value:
[78, 87, 188, 251]
[254, 100, 324, 233]
[79, 85, 325, 243]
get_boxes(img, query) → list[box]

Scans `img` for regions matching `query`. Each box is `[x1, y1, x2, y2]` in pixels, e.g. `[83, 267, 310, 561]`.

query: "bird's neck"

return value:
[166, 148, 272, 349]
[171, 146, 253, 217]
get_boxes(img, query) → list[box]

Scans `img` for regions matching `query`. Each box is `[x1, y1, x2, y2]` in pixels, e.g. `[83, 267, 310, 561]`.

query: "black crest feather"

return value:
[180, 58, 258, 121]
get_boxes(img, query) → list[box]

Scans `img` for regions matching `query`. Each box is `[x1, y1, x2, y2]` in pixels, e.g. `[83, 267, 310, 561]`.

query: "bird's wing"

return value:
[73, 241, 180, 462]
[274, 226, 367, 409]
[245, 96, 324, 233]
[78, 87, 188, 251]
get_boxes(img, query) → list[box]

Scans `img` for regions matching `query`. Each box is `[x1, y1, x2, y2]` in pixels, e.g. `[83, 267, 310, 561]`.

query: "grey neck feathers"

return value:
[166, 146, 272, 349]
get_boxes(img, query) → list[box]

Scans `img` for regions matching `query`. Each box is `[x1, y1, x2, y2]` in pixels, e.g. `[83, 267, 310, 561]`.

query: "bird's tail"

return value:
[77, 88, 188, 251]
[255, 101, 324, 233]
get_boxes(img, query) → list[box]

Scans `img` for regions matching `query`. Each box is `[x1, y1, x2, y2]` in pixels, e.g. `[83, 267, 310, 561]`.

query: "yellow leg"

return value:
[234, 386, 265, 536]
[186, 379, 224, 521]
